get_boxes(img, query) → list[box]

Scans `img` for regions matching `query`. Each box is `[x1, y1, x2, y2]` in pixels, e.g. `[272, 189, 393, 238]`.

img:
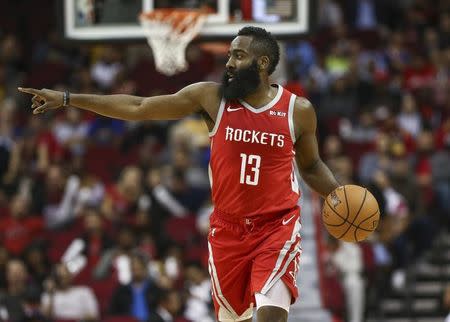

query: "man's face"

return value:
[6, 260, 27, 285]
[221, 36, 261, 100]
[131, 257, 147, 282]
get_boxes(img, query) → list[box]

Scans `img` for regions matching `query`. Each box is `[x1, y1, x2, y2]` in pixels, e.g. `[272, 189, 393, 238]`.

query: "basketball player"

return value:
[19, 27, 340, 322]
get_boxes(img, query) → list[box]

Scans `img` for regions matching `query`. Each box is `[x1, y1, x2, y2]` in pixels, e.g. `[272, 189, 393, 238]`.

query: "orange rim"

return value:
[140, 9, 207, 32]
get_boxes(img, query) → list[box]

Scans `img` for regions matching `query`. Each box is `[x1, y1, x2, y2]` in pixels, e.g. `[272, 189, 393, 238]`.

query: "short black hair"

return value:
[237, 26, 280, 75]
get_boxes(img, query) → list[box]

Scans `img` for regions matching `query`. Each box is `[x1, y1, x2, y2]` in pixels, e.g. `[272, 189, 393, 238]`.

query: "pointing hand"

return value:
[18, 87, 66, 114]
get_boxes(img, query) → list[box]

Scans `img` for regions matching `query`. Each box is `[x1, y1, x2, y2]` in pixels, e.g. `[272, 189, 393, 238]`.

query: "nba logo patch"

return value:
[330, 191, 341, 208]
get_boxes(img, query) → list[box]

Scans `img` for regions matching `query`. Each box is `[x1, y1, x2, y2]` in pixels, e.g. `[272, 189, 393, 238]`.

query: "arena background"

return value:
[0, 1, 449, 322]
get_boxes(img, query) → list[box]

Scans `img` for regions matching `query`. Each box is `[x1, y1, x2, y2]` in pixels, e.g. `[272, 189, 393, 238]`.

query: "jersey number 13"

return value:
[239, 153, 261, 186]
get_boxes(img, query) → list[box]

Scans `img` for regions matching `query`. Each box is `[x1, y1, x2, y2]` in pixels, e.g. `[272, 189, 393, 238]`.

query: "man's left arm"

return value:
[293, 98, 340, 198]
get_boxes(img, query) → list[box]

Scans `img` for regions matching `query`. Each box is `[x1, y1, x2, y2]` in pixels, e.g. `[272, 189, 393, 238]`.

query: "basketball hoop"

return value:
[140, 9, 207, 76]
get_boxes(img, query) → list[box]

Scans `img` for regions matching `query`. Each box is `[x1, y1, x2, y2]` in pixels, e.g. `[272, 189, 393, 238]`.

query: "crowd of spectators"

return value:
[0, 0, 449, 322]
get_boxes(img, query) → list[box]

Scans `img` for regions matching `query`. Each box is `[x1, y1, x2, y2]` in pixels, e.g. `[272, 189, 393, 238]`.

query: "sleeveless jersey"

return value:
[209, 85, 300, 220]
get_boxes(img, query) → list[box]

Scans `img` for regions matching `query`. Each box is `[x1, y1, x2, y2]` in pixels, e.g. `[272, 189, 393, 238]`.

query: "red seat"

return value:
[45, 229, 78, 263]
[89, 277, 119, 316]
[103, 316, 139, 322]
[84, 146, 122, 183]
[164, 215, 197, 244]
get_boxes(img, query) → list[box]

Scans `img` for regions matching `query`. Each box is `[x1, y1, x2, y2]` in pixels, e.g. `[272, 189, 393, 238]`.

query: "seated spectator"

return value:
[0, 246, 9, 290]
[101, 166, 143, 221]
[0, 193, 44, 256]
[109, 253, 159, 321]
[183, 262, 213, 322]
[0, 259, 36, 322]
[23, 243, 50, 289]
[52, 107, 90, 156]
[148, 288, 182, 322]
[41, 262, 99, 321]
[397, 93, 422, 139]
[431, 133, 450, 227]
[328, 238, 365, 322]
[358, 133, 391, 184]
[31, 164, 80, 229]
[322, 135, 354, 184]
[80, 207, 113, 268]
[93, 226, 137, 283]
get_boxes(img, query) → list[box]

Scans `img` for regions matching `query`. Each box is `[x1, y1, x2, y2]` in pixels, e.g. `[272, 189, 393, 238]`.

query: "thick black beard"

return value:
[220, 60, 261, 100]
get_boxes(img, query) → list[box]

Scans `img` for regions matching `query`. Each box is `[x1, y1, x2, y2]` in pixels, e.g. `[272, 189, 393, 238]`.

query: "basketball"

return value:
[322, 185, 380, 242]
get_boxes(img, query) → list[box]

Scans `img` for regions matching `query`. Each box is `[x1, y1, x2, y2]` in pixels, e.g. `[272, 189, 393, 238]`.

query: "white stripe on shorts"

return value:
[261, 219, 301, 294]
[208, 241, 239, 319]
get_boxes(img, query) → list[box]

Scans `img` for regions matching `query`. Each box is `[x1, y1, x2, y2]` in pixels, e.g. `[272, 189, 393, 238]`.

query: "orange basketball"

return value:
[322, 185, 380, 242]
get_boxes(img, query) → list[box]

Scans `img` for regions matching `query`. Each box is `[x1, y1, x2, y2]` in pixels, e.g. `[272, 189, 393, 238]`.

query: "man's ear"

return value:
[258, 56, 270, 71]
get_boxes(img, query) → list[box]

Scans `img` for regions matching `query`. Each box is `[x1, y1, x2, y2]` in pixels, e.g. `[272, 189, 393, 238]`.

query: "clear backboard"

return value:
[61, 0, 314, 41]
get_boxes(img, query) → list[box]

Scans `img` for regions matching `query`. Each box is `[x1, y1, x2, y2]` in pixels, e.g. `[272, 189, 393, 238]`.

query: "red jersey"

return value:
[209, 85, 300, 219]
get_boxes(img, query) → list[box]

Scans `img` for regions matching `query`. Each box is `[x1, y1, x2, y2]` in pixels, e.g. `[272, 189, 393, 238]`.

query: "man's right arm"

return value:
[19, 82, 219, 121]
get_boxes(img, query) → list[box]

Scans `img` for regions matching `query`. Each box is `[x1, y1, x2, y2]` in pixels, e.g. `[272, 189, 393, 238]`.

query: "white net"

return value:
[140, 10, 207, 76]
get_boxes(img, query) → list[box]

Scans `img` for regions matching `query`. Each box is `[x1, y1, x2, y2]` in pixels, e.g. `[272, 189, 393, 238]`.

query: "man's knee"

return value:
[257, 305, 288, 322]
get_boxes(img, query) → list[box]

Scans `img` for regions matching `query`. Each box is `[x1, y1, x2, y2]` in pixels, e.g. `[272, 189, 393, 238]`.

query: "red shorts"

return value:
[207, 206, 302, 321]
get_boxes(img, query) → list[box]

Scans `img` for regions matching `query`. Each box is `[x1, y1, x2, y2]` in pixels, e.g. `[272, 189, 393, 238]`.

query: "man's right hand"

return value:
[18, 87, 64, 114]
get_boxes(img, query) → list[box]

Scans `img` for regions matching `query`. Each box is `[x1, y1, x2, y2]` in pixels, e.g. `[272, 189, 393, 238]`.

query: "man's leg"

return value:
[257, 306, 288, 322]
[255, 279, 291, 322]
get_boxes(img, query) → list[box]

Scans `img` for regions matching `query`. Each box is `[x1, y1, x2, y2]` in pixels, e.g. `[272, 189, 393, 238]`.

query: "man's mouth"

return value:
[227, 72, 234, 82]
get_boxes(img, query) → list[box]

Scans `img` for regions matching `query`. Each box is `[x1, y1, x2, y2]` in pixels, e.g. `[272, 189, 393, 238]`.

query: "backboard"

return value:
[62, 0, 314, 41]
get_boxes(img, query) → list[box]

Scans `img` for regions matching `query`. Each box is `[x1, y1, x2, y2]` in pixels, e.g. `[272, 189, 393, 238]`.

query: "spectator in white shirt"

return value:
[41, 263, 99, 321]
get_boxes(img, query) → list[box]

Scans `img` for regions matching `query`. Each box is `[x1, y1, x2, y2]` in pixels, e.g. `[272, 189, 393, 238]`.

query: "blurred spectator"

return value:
[285, 40, 317, 82]
[88, 116, 126, 145]
[389, 157, 423, 217]
[318, 77, 357, 122]
[148, 288, 182, 322]
[327, 238, 365, 322]
[52, 107, 90, 156]
[0, 35, 24, 97]
[90, 46, 123, 90]
[413, 131, 435, 206]
[339, 110, 378, 143]
[41, 262, 99, 321]
[0, 246, 9, 290]
[183, 262, 213, 322]
[101, 166, 144, 221]
[318, 0, 343, 28]
[23, 244, 50, 289]
[403, 52, 436, 92]
[397, 93, 422, 138]
[322, 135, 353, 184]
[0, 98, 21, 185]
[431, 133, 450, 226]
[358, 133, 391, 184]
[72, 171, 105, 216]
[80, 208, 113, 266]
[31, 164, 80, 229]
[0, 193, 44, 256]
[109, 253, 159, 321]
[0, 259, 34, 322]
[94, 226, 137, 283]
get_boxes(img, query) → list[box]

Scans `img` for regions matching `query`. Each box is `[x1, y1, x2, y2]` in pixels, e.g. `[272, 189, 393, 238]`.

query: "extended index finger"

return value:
[18, 87, 42, 96]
